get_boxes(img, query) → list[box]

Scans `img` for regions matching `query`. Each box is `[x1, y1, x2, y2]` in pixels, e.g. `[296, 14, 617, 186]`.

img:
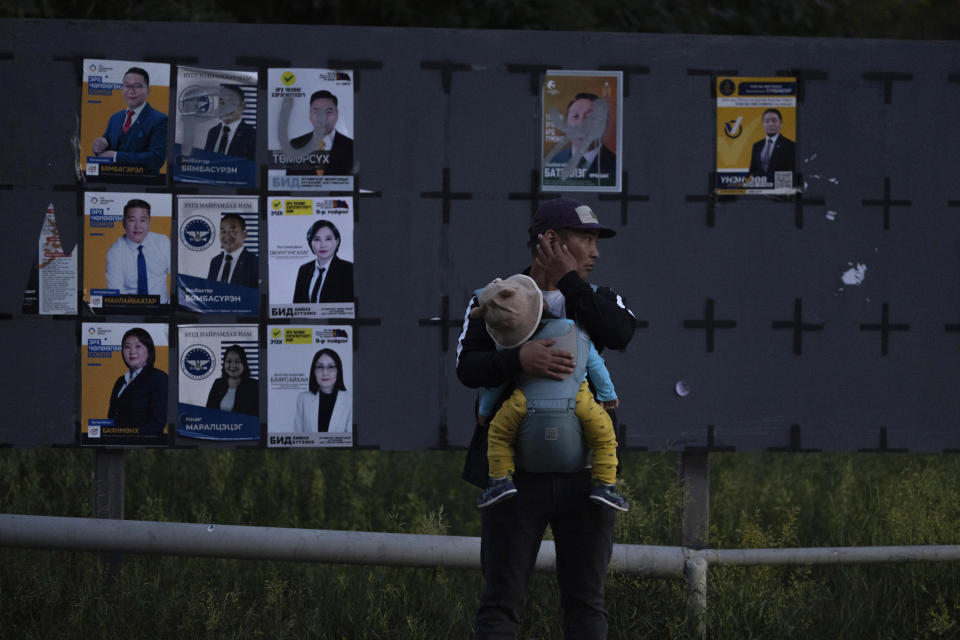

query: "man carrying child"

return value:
[457, 197, 637, 639]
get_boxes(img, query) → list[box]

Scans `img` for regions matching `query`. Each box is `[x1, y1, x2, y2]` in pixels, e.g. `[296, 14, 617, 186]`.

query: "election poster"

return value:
[82, 192, 172, 314]
[177, 324, 260, 441]
[81, 322, 170, 446]
[177, 195, 260, 315]
[38, 203, 78, 316]
[267, 325, 353, 448]
[266, 68, 356, 192]
[173, 66, 258, 187]
[715, 76, 798, 195]
[541, 70, 622, 193]
[267, 197, 355, 319]
[80, 59, 170, 185]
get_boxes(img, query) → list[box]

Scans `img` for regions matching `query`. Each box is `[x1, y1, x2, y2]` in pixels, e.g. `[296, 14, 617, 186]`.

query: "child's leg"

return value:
[574, 380, 618, 485]
[487, 388, 528, 478]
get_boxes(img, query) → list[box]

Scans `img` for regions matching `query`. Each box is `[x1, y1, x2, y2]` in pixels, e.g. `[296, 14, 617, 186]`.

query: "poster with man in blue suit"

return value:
[81, 59, 169, 185]
[176, 195, 260, 315]
[174, 66, 258, 187]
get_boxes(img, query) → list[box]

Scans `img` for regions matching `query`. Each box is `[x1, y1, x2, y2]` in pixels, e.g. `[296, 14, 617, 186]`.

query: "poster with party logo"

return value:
[80, 59, 170, 185]
[268, 196, 354, 319]
[266, 68, 355, 192]
[715, 76, 798, 195]
[81, 322, 169, 446]
[83, 192, 172, 314]
[267, 325, 353, 448]
[541, 70, 622, 192]
[177, 324, 260, 441]
[177, 195, 260, 315]
[173, 66, 258, 187]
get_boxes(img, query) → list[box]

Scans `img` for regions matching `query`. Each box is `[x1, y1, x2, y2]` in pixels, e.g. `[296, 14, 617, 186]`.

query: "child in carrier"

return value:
[470, 274, 628, 512]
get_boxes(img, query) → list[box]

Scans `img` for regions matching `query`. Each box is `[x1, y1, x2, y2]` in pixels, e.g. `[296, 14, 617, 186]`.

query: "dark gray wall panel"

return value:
[0, 19, 957, 451]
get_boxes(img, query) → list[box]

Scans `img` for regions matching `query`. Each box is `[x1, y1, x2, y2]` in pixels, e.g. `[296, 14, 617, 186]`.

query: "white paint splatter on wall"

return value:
[841, 263, 867, 286]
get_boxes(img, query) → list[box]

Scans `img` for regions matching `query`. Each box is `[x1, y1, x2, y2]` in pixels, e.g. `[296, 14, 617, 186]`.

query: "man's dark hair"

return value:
[123, 198, 152, 217]
[309, 90, 338, 107]
[221, 213, 247, 231]
[762, 108, 783, 121]
[566, 92, 599, 113]
[124, 67, 150, 86]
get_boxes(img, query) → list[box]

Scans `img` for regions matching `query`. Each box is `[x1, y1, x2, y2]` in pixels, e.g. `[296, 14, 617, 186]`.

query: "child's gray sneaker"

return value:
[589, 483, 629, 512]
[477, 476, 518, 508]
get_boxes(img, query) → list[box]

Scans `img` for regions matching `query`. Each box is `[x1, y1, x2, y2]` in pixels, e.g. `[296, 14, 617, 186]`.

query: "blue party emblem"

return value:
[181, 344, 215, 380]
[180, 215, 215, 251]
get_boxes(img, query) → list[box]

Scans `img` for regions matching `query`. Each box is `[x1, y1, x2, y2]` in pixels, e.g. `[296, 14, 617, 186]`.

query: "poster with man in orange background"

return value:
[83, 192, 171, 314]
[81, 59, 170, 185]
[541, 70, 622, 192]
[716, 76, 798, 194]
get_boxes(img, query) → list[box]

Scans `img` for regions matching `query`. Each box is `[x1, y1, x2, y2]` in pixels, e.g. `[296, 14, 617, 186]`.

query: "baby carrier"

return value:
[514, 318, 592, 473]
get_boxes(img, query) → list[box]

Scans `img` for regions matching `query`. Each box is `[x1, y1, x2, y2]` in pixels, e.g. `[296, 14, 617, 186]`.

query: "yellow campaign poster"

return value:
[82, 192, 172, 314]
[81, 59, 170, 185]
[716, 77, 797, 195]
[81, 322, 169, 446]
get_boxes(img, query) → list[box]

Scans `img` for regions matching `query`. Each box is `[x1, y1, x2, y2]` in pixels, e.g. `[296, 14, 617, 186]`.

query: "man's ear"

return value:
[541, 229, 560, 244]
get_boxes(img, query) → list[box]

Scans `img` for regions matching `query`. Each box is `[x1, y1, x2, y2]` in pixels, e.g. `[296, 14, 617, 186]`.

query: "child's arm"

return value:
[585, 340, 618, 406]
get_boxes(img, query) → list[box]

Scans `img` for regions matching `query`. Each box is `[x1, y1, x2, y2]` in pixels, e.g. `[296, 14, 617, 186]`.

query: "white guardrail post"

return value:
[684, 553, 708, 640]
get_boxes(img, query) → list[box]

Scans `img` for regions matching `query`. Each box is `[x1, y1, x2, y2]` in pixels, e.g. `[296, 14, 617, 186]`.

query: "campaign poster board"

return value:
[177, 324, 260, 441]
[266, 68, 356, 192]
[541, 70, 622, 193]
[173, 66, 258, 187]
[177, 195, 260, 315]
[715, 76, 798, 195]
[268, 197, 355, 319]
[38, 203, 78, 316]
[80, 59, 170, 185]
[83, 192, 172, 314]
[266, 325, 353, 448]
[81, 322, 170, 446]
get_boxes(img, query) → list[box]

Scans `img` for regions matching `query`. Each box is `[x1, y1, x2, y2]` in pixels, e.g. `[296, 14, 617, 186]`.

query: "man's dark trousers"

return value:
[475, 469, 615, 639]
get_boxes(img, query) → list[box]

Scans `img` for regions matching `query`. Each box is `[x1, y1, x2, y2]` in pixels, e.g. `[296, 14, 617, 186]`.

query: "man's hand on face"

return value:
[534, 233, 578, 289]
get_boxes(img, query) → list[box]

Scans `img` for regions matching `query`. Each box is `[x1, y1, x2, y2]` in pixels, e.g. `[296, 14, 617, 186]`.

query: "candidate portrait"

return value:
[104, 198, 171, 302]
[288, 90, 354, 175]
[206, 213, 259, 289]
[91, 66, 168, 174]
[107, 327, 168, 437]
[205, 344, 259, 416]
[292, 348, 351, 433]
[548, 92, 617, 184]
[292, 219, 354, 304]
[203, 85, 256, 161]
[748, 108, 796, 178]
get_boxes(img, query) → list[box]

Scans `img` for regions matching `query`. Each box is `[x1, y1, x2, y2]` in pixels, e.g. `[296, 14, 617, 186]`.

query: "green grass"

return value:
[3, 449, 960, 638]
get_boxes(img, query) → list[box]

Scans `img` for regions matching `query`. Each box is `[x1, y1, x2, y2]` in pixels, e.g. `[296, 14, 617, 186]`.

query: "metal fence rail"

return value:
[0, 513, 686, 575]
[4, 513, 960, 638]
